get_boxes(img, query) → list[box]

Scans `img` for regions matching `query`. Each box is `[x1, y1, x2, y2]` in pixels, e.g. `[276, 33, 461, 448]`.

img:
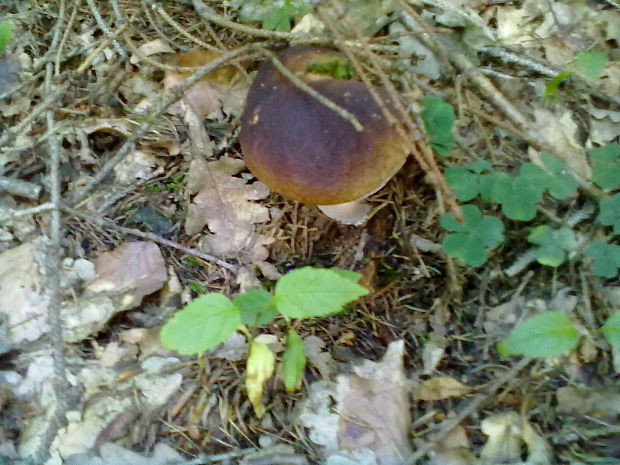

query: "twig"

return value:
[405, 357, 531, 464]
[262, 49, 364, 132]
[0, 202, 55, 223]
[61, 204, 239, 273]
[0, 176, 41, 199]
[77, 21, 130, 74]
[55, 0, 81, 76]
[33, 13, 70, 457]
[85, 0, 127, 59]
[69, 43, 261, 206]
[150, 2, 221, 52]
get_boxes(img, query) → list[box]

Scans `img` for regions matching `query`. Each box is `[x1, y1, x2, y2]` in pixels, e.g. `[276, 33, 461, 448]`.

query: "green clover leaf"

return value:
[597, 193, 620, 235]
[590, 144, 620, 190]
[491, 171, 543, 221]
[421, 96, 455, 156]
[575, 51, 608, 80]
[537, 153, 578, 199]
[601, 312, 620, 350]
[441, 204, 504, 266]
[585, 241, 620, 278]
[527, 225, 576, 267]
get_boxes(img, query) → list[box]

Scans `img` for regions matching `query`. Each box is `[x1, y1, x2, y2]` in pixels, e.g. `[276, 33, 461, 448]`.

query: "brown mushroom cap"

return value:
[240, 46, 409, 206]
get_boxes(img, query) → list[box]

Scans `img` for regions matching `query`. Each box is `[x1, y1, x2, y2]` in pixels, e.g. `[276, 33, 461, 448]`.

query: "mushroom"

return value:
[240, 46, 409, 225]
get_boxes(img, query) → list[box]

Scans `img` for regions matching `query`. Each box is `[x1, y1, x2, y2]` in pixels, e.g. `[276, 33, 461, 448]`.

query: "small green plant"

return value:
[0, 21, 13, 53]
[545, 50, 608, 97]
[440, 204, 504, 267]
[261, 0, 310, 31]
[161, 266, 368, 416]
[308, 59, 355, 80]
[499, 311, 619, 358]
[420, 95, 455, 156]
[440, 139, 617, 276]
[527, 225, 576, 267]
[590, 144, 620, 191]
[165, 173, 184, 191]
[585, 241, 620, 278]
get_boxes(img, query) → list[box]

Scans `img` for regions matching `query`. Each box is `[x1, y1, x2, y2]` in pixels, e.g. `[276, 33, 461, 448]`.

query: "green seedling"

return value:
[420, 95, 455, 156]
[585, 241, 620, 278]
[499, 311, 619, 358]
[597, 193, 620, 235]
[0, 21, 12, 52]
[160, 267, 368, 416]
[262, 0, 310, 31]
[545, 50, 608, 97]
[440, 204, 504, 267]
[590, 144, 620, 191]
[498, 312, 579, 357]
[527, 225, 576, 267]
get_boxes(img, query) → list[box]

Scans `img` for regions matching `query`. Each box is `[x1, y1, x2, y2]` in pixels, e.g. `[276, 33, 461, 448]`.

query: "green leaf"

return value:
[545, 70, 571, 98]
[261, 0, 310, 31]
[590, 144, 620, 190]
[262, 8, 292, 31]
[601, 312, 620, 349]
[498, 312, 580, 357]
[274, 267, 369, 319]
[441, 205, 504, 266]
[585, 241, 620, 278]
[445, 166, 481, 202]
[282, 328, 306, 391]
[538, 153, 578, 199]
[234, 289, 277, 327]
[246, 341, 275, 417]
[575, 51, 608, 80]
[597, 193, 620, 235]
[160, 293, 241, 355]
[0, 21, 13, 53]
[527, 225, 576, 267]
[491, 172, 541, 221]
[420, 96, 455, 155]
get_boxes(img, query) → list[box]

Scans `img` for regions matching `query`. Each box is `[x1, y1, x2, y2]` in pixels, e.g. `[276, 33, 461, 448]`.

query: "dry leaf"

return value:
[304, 336, 336, 380]
[0, 238, 50, 345]
[85, 241, 167, 310]
[479, 412, 552, 465]
[164, 48, 248, 117]
[428, 425, 472, 465]
[556, 386, 620, 417]
[336, 340, 412, 465]
[415, 376, 472, 401]
[531, 108, 591, 179]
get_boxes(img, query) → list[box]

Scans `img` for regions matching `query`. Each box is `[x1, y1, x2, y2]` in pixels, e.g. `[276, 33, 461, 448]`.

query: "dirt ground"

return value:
[0, 1, 619, 464]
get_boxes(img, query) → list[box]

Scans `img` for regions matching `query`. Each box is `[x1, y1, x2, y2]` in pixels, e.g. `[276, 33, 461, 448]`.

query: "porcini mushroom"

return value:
[240, 46, 409, 225]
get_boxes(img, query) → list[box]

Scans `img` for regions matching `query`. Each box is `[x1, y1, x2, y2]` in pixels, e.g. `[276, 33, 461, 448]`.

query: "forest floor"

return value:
[0, 1, 619, 464]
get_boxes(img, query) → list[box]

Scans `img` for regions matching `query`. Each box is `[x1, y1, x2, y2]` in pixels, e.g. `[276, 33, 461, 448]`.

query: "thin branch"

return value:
[85, 0, 127, 59]
[0, 176, 41, 200]
[61, 204, 239, 273]
[0, 202, 55, 223]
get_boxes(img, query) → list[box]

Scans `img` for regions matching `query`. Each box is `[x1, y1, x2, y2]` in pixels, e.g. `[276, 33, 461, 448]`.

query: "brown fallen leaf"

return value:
[85, 241, 167, 310]
[336, 340, 412, 465]
[164, 48, 248, 117]
[415, 375, 472, 401]
[556, 385, 620, 417]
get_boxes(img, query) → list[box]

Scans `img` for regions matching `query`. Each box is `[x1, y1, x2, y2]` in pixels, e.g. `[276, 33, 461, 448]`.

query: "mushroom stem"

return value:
[317, 200, 372, 226]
